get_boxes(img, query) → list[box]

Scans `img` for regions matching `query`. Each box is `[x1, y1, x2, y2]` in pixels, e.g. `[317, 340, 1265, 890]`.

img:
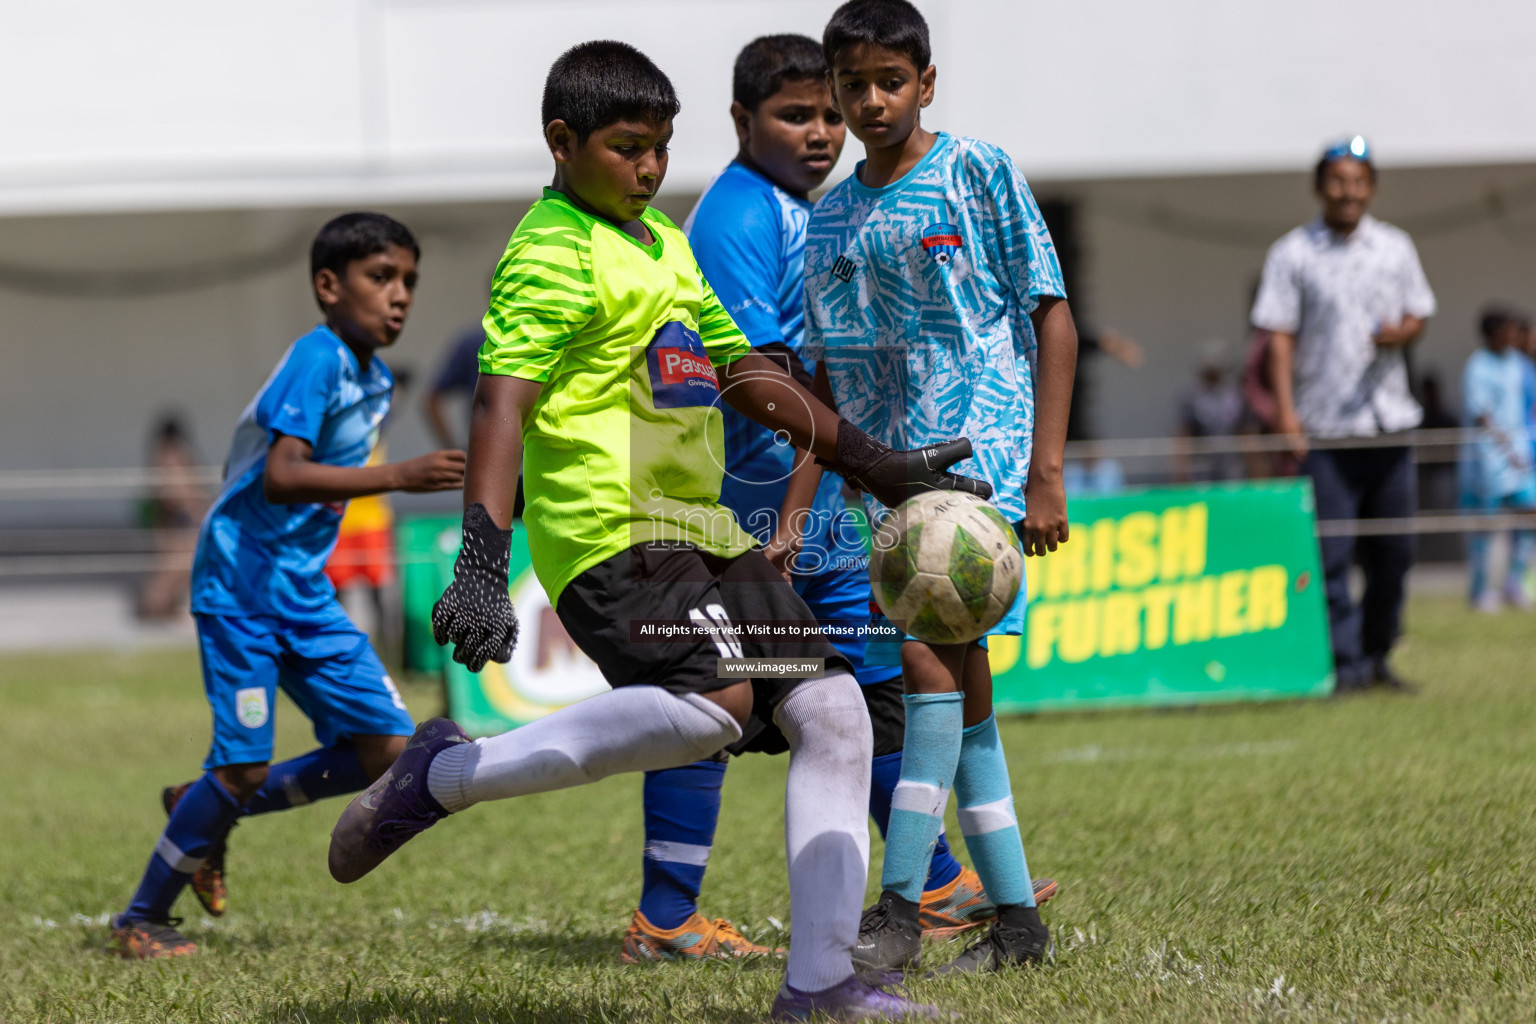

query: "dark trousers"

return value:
[1305, 445, 1416, 683]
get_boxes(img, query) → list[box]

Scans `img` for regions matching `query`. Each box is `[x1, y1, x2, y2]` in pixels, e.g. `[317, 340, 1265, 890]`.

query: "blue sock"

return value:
[244, 745, 371, 816]
[880, 693, 963, 902]
[639, 759, 726, 930]
[123, 774, 243, 922]
[954, 713, 1033, 907]
[870, 750, 962, 892]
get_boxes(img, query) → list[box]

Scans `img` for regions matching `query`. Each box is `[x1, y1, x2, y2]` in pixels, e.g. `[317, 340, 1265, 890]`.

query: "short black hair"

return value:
[1313, 155, 1376, 190]
[310, 212, 419, 282]
[733, 34, 826, 112]
[1481, 306, 1525, 340]
[542, 40, 680, 141]
[823, 0, 931, 72]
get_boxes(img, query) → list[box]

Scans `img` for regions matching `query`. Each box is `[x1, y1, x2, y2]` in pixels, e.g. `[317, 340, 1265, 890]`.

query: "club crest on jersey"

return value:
[921, 223, 963, 265]
[646, 321, 720, 409]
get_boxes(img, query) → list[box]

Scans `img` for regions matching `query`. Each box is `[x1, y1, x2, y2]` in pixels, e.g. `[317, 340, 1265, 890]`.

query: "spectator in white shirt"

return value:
[1252, 137, 1436, 693]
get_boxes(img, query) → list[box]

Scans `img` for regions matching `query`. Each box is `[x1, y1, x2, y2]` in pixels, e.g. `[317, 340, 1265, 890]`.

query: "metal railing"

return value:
[0, 426, 1529, 576]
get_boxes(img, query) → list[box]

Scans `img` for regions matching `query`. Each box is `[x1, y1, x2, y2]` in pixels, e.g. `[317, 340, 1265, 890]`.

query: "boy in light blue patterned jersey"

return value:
[622, 33, 1055, 964]
[801, 0, 1079, 975]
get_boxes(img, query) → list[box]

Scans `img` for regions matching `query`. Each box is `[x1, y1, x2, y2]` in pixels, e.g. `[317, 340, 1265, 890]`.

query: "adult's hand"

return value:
[1276, 412, 1310, 460]
[1372, 316, 1425, 349]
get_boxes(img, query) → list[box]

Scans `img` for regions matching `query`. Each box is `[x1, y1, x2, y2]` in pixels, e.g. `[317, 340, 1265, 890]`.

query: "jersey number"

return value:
[689, 603, 743, 659]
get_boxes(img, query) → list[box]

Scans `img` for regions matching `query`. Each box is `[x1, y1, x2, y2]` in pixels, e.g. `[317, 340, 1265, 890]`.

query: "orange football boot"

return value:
[108, 915, 197, 959]
[620, 909, 785, 963]
[919, 868, 1058, 940]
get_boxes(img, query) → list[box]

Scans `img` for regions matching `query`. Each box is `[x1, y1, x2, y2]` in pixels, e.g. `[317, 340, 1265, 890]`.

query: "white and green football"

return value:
[869, 490, 1024, 645]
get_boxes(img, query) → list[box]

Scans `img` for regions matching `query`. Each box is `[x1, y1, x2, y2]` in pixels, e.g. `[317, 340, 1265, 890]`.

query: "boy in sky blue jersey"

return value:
[108, 213, 465, 959]
[623, 33, 1053, 963]
[800, 0, 1079, 974]
[1461, 308, 1536, 611]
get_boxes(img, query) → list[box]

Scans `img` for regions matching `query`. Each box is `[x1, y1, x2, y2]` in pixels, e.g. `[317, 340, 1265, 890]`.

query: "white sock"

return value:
[427, 686, 741, 812]
[775, 672, 872, 993]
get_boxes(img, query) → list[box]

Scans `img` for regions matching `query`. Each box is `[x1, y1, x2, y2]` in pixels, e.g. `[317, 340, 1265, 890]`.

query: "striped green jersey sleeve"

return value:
[479, 207, 598, 382]
[694, 263, 752, 365]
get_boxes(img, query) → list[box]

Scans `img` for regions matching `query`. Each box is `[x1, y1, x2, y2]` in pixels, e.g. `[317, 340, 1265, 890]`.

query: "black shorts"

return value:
[556, 542, 852, 755]
[861, 676, 907, 759]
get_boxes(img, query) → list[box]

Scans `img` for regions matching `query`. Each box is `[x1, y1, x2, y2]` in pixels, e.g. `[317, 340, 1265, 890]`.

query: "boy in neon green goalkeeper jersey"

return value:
[330, 39, 991, 1022]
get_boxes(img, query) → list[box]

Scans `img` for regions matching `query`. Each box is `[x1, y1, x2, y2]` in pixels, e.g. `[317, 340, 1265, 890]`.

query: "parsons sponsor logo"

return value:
[647, 321, 718, 409]
[658, 347, 719, 389]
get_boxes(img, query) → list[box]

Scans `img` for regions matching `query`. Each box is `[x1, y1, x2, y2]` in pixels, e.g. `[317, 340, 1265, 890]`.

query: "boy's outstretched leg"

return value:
[329, 685, 745, 882]
[110, 773, 246, 958]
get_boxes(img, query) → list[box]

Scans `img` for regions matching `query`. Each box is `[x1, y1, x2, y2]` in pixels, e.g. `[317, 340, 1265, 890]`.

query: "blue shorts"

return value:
[793, 554, 903, 687]
[196, 612, 414, 769]
[863, 516, 1031, 665]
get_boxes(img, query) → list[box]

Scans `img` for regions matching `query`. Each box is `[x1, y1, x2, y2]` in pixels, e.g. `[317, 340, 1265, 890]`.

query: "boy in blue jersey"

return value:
[108, 213, 466, 959]
[800, 0, 1079, 974]
[622, 33, 1054, 963]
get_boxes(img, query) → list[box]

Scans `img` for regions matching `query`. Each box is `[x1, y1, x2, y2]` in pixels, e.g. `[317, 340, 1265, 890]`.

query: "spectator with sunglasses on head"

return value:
[1251, 136, 1437, 694]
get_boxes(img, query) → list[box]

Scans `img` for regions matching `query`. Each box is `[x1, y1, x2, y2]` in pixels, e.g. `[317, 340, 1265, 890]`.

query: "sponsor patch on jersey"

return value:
[646, 321, 721, 409]
[235, 687, 269, 729]
[921, 223, 963, 265]
[832, 254, 859, 282]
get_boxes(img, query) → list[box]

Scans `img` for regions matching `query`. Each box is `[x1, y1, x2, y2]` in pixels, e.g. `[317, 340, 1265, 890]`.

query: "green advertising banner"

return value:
[992, 479, 1333, 711]
[399, 479, 1333, 736]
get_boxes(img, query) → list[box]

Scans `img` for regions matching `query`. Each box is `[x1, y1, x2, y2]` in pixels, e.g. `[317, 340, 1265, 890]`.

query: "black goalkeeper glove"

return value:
[431, 503, 520, 672]
[827, 420, 995, 508]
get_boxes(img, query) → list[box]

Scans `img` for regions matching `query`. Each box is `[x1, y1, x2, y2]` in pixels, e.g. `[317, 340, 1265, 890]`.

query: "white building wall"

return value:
[2, 0, 1535, 525]
[1, 0, 1533, 214]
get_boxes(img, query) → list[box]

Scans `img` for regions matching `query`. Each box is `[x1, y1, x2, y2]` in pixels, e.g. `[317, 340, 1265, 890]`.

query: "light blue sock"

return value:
[880, 692, 963, 902]
[954, 713, 1033, 907]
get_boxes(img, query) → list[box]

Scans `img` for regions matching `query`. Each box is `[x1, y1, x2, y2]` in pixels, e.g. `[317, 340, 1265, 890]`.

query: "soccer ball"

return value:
[869, 491, 1024, 644]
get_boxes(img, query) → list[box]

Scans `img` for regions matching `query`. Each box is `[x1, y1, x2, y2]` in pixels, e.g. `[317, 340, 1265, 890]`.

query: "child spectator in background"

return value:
[136, 414, 210, 620]
[1461, 307, 1536, 612]
[1175, 340, 1245, 483]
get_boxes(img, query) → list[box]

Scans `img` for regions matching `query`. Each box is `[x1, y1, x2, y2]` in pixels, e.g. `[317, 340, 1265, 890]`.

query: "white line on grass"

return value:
[1041, 739, 1297, 765]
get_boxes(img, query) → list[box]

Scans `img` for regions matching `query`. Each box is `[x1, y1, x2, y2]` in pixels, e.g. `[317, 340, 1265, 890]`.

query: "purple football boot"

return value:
[328, 717, 469, 883]
[770, 973, 950, 1021]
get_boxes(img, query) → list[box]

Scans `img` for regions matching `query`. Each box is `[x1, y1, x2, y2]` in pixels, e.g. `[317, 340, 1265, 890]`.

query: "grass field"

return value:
[3, 595, 1535, 1023]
